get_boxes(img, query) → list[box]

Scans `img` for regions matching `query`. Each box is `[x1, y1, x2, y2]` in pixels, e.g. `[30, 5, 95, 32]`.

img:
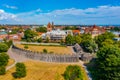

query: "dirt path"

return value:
[6, 47, 28, 71]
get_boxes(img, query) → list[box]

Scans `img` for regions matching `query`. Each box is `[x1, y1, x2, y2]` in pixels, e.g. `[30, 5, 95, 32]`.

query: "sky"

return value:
[0, 0, 120, 25]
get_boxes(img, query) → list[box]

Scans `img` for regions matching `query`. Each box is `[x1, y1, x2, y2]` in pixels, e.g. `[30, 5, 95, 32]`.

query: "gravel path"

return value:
[6, 47, 28, 71]
[79, 60, 92, 80]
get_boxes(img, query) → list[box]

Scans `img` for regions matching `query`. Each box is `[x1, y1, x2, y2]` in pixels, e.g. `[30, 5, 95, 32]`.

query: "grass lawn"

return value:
[15, 44, 73, 55]
[6, 59, 15, 67]
[0, 60, 88, 80]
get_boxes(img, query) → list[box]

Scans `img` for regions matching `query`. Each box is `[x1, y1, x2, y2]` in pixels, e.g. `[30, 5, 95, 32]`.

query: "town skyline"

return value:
[0, 0, 120, 24]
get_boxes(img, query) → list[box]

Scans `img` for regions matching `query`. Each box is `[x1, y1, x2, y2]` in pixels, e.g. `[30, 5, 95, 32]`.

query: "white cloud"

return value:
[0, 9, 17, 20]
[3, 4, 18, 9]
[36, 8, 42, 12]
[1, 5, 120, 24]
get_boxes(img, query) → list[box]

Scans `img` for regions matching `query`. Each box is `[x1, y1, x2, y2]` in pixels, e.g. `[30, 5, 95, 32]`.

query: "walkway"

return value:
[6, 47, 28, 71]
[79, 60, 92, 80]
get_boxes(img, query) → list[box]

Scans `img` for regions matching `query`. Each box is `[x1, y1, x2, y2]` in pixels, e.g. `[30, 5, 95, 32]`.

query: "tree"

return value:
[81, 33, 92, 42]
[101, 39, 114, 47]
[87, 41, 98, 53]
[4, 40, 13, 48]
[14, 63, 26, 78]
[36, 27, 47, 32]
[64, 65, 83, 80]
[115, 40, 120, 48]
[92, 45, 120, 80]
[111, 27, 120, 31]
[81, 39, 97, 53]
[80, 34, 97, 53]
[65, 34, 74, 45]
[95, 32, 115, 47]
[0, 53, 9, 66]
[24, 29, 38, 42]
[0, 43, 9, 52]
[0, 66, 5, 75]
[74, 35, 82, 44]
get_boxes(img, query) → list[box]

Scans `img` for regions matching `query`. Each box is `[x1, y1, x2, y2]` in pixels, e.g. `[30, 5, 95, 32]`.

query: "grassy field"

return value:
[6, 59, 15, 67]
[15, 44, 73, 55]
[0, 60, 88, 80]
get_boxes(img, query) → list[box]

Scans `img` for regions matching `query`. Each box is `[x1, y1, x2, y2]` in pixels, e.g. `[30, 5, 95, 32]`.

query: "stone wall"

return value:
[12, 45, 79, 62]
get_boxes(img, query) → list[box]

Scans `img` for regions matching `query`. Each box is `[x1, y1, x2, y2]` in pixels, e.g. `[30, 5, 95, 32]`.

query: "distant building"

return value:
[7, 34, 22, 41]
[72, 30, 80, 35]
[112, 32, 120, 37]
[41, 22, 74, 42]
[41, 29, 66, 42]
[84, 25, 106, 38]
[0, 31, 7, 41]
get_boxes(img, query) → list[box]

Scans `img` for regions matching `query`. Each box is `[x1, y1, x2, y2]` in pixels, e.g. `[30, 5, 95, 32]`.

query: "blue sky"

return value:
[0, 0, 120, 25]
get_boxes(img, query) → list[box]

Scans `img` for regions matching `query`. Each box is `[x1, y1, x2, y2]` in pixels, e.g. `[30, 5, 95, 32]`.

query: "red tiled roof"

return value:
[84, 25, 106, 33]
[72, 30, 80, 33]
[37, 32, 44, 35]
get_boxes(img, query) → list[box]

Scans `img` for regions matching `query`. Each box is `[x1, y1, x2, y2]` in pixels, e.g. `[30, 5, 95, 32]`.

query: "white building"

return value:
[41, 29, 66, 41]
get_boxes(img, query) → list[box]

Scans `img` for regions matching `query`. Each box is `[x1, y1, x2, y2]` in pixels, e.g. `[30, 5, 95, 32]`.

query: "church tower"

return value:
[52, 22, 54, 29]
[47, 22, 52, 32]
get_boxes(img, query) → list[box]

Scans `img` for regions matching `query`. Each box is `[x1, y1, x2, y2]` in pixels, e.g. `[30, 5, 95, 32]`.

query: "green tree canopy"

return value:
[0, 53, 9, 66]
[93, 45, 120, 80]
[110, 27, 120, 31]
[80, 34, 97, 53]
[64, 65, 83, 80]
[24, 29, 38, 42]
[0, 43, 9, 52]
[14, 63, 26, 78]
[101, 39, 114, 47]
[65, 34, 74, 45]
[95, 32, 115, 47]
[74, 35, 82, 44]
[0, 66, 5, 75]
[36, 27, 47, 32]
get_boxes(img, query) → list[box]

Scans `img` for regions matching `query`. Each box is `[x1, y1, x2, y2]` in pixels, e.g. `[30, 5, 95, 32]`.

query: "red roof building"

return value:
[84, 25, 106, 38]
[0, 34, 8, 41]
[7, 34, 22, 41]
[72, 30, 80, 35]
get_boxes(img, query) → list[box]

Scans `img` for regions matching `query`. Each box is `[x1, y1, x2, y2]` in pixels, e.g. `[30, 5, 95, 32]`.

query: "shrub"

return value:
[24, 45, 28, 49]
[64, 65, 83, 80]
[13, 63, 26, 78]
[0, 43, 9, 52]
[0, 66, 6, 75]
[0, 53, 9, 66]
[43, 49, 48, 53]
